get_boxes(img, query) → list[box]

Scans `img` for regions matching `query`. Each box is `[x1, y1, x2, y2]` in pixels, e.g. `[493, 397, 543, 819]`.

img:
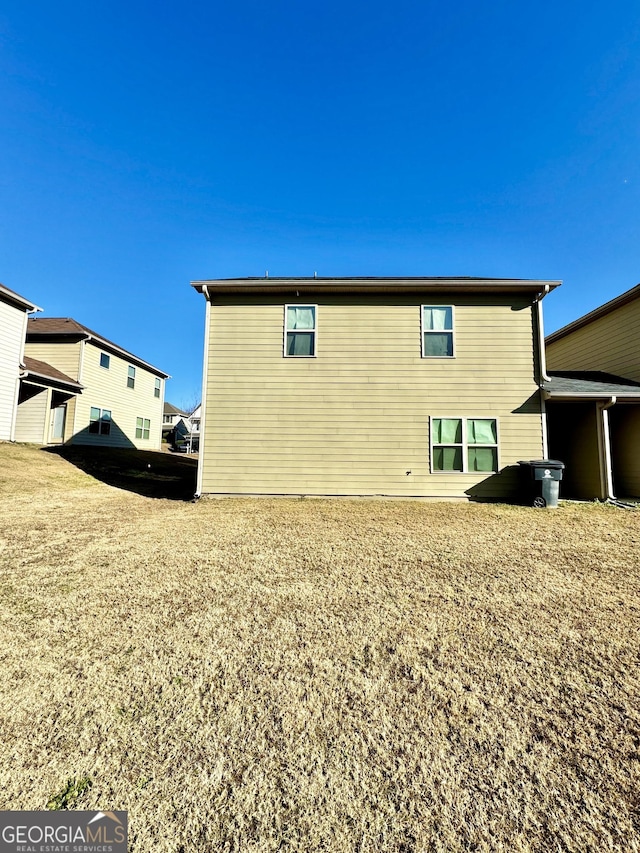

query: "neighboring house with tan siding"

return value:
[546, 283, 640, 381]
[192, 277, 560, 500]
[544, 283, 640, 501]
[15, 356, 83, 444]
[0, 283, 41, 442]
[22, 318, 169, 449]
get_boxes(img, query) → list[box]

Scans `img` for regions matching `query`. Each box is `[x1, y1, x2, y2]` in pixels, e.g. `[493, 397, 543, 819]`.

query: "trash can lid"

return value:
[518, 459, 565, 469]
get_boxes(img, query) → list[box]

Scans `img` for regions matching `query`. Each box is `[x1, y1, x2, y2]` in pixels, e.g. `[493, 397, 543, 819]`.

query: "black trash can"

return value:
[518, 460, 565, 508]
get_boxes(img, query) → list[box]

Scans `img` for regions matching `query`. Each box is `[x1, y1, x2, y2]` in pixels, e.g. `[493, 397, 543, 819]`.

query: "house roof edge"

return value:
[191, 276, 562, 296]
[546, 283, 640, 345]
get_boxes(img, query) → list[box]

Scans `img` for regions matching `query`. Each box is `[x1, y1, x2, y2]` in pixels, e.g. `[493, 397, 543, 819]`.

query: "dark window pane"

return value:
[468, 447, 497, 472]
[287, 332, 314, 356]
[424, 332, 453, 357]
[433, 446, 463, 471]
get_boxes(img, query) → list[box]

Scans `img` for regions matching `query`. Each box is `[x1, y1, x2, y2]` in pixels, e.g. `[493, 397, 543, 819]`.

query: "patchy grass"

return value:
[44, 445, 198, 500]
[47, 776, 93, 810]
[0, 442, 639, 852]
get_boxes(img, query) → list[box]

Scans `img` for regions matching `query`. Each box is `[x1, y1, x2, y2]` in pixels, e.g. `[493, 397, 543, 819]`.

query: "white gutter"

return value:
[534, 285, 551, 383]
[194, 285, 211, 499]
[534, 285, 551, 457]
[599, 396, 617, 500]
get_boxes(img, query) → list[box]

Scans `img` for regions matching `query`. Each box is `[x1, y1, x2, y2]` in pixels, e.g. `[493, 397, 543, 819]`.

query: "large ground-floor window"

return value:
[430, 417, 498, 473]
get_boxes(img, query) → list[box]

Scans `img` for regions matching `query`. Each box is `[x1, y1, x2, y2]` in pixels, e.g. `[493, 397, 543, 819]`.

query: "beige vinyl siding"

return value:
[24, 341, 82, 381]
[23, 340, 82, 443]
[0, 298, 28, 441]
[547, 297, 640, 382]
[72, 342, 164, 449]
[200, 294, 544, 498]
[14, 385, 49, 443]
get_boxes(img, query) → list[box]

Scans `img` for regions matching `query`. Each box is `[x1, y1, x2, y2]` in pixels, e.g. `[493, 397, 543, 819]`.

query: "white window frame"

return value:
[421, 305, 455, 358]
[429, 416, 499, 474]
[127, 365, 136, 389]
[284, 304, 317, 358]
[136, 417, 150, 440]
[99, 353, 110, 369]
[154, 378, 161, 398]
[89, 406, 112, 436]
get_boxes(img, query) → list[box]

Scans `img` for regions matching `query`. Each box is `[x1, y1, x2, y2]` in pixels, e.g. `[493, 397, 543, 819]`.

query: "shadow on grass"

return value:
[43, 446, 198, 501]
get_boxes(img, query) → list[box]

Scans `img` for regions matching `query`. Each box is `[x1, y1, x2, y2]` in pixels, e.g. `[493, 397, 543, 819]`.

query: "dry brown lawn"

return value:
[1, 442, 639, 852]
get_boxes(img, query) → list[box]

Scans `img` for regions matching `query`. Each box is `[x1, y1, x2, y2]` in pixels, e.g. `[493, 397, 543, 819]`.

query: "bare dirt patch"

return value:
[1, 443, 639, 851]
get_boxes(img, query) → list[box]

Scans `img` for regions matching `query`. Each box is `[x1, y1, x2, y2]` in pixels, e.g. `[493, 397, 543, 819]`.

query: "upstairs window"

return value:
[127, 365, 136, 389]
[136, 417, 150, 440]
[154, 378, 161, 398]
[100, 353, 110, 369]
[285, 305, 316, 357]
[89, 407, 111, 436]
[431, 417, 498, 473]
[422, 306, 454, 357]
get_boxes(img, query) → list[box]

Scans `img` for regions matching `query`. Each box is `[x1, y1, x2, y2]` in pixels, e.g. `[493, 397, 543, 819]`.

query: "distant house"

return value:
[188, 404, 201, 438]
[545, 283, 640, 500]
[191, 276, 560, 499]
[0, 283, 41, 442]
[162, 402, 191, 446]
[18, 318, 169, 449]
[163, 401, 189, 429]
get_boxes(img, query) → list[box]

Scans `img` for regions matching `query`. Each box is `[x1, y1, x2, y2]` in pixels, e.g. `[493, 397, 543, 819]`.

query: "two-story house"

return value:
[162, 402, 191, 447]
[544, 283, 640, 500]
[0, 283, 41, 441]
[191, 277, 560, 499]
[19, 318, 169, 449]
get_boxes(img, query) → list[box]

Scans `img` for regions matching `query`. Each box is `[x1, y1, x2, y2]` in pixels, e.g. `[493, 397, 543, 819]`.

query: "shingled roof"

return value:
[546, 283, 640, 345]
[543, 371, 640, 398]
[27, 317, 169, 378]
[22, 356, 83, 392]
[164, 402, 189, 417]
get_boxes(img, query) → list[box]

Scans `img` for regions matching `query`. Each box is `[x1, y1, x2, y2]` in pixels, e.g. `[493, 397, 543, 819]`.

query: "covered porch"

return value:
[15, 357, 83, 445]
[544, 372, 640, 501]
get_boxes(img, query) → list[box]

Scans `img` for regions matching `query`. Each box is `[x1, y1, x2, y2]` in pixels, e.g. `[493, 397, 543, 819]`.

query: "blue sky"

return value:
[1, 1, 639, 407]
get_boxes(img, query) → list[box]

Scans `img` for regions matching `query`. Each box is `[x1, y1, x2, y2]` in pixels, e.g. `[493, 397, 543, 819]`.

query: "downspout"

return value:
[71, 335, 89, 444]
[44, 387, 53, 444]
[598, 397, 616, 500]
[194, 285, 211, 499]
[534, 285, 551, 458]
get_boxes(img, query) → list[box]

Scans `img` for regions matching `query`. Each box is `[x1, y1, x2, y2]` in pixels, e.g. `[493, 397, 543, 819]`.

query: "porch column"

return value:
[597, 397, 617, 500]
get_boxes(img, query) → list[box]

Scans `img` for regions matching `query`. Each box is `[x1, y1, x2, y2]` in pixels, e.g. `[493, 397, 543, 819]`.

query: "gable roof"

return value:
[164, 401, 188, 416]
[192, 276, 561, 296]
[543, 371, 640, 399]
[26, 317, 170, 378]
[0, 282, 42, 313]
[546, 283, 640, 345]
[21, 356, 83, 392]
